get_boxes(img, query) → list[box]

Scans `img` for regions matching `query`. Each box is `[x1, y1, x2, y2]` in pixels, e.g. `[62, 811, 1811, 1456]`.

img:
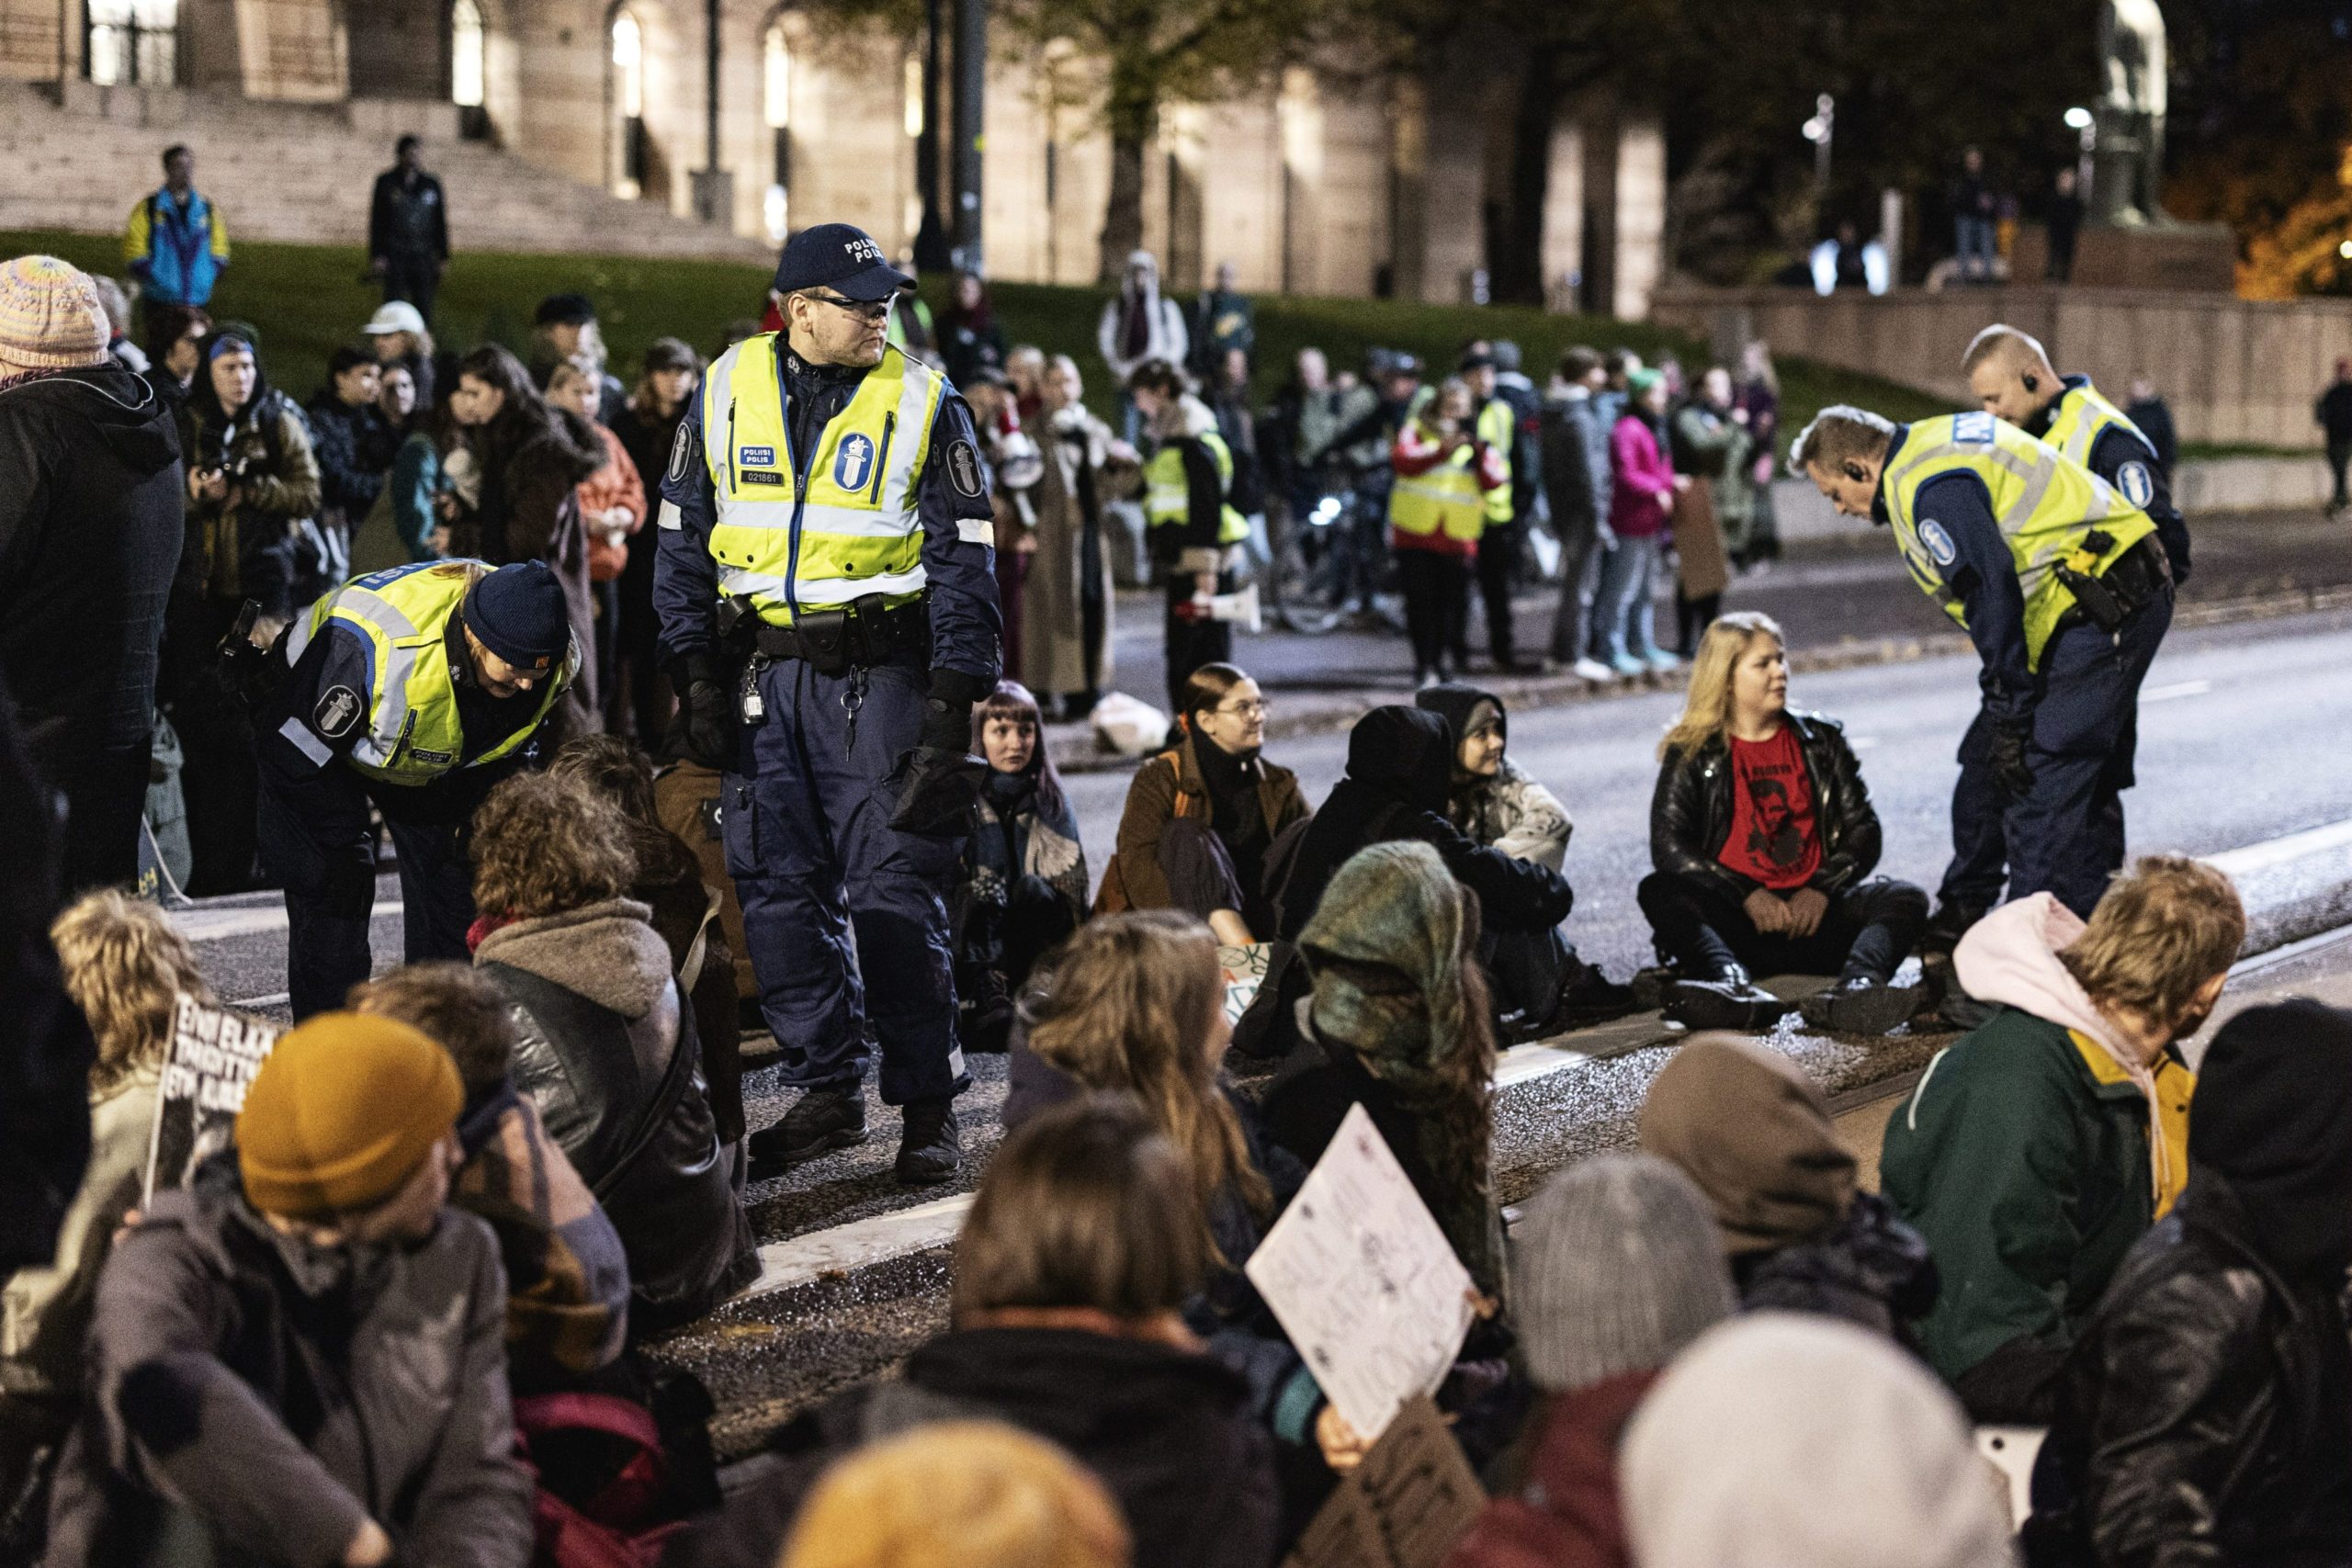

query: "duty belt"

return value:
[736, 594, 930, 675]
[2054, 534, 2169, 637]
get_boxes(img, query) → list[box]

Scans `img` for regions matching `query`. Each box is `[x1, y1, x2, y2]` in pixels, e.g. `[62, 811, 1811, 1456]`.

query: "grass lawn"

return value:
[5, 227, 1948, 438]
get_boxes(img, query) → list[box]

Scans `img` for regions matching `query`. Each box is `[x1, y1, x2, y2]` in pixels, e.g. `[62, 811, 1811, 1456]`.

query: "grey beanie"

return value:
[1512, 1153, 1736, 1393]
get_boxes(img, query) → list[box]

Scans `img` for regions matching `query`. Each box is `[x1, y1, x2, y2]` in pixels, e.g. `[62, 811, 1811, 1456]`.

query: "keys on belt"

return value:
[731, 594, 930, 675]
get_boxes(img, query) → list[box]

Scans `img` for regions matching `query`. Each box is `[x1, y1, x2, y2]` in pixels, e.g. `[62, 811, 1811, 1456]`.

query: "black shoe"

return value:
[746, 1088, 869, 1167]
[1800, 974, 1931, 1036]
[1547, 966, 1642, 1031]
[1665, 969, 1794, 1032]
[895, 1099, 961, 1186]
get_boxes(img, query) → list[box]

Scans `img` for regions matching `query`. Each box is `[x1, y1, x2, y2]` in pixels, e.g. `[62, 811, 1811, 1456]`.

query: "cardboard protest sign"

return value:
[1282, 1396, 1486, 1568]
[1216, 941, 1275, 1024]
[1244, 1102, 1477, 1440]
[144, 996, 284, 1201]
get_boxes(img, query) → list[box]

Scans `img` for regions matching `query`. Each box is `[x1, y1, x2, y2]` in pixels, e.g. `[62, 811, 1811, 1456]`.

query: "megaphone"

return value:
[1204, 581, 1261, 634]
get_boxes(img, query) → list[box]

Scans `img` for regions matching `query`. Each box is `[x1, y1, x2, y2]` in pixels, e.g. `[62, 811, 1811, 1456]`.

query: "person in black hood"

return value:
[2029, 998, 2352, 1568]
[0, 257, 185, 894]
[661, 1095, 1283, 1568]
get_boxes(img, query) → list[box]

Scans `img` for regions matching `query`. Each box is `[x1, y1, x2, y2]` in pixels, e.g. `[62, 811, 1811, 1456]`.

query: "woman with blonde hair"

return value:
[1, 892, 214, 1515]
[1641, 612, 1928, 1034]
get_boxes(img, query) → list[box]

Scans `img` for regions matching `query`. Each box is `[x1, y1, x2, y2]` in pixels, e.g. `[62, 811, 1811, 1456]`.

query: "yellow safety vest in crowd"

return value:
[1388, 420, 1487, 545]
[1880, 412, 2157, 671]
[698, 336, 945, 626]
[2042, 379, 2161, 508]
[1142, 431, 1250, 545]
[287, 560, 572, 786]
[1476, 397, 1515, 524]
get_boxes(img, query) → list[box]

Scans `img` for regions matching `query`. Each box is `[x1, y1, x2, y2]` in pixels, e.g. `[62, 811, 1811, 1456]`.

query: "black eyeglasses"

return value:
[806, 292, 893, 322]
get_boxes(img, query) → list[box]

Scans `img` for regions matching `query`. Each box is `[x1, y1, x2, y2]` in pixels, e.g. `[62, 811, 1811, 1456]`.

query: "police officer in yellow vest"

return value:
[1926, 325, 2193, 942]
[1126, 357, 1248, 710]
[654, 223, 1001, 1187]
[1793, 405, 2173, 920]
[254, 558, 578, 1019]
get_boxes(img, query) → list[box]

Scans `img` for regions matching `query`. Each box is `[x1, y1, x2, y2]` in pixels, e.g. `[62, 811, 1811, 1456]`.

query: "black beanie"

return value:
[2190, 998, 2352, 1272]
[461, 561, 571, 676]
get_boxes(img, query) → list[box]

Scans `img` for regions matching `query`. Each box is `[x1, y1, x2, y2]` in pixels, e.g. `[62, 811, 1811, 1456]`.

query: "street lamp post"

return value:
[2064, 105, 2097, 201]
[1802, 94, 1835, 189]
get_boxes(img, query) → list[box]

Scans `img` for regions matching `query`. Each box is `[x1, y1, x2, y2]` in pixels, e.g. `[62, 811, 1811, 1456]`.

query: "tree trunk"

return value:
[1098, 129, 1148, 284]
[1492, 41, 1561, 306]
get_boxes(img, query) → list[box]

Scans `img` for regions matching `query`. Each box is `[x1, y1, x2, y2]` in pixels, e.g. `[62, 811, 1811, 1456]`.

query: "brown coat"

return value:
[1668, 481, 1732, 601]
[1022, 402, 1136, 699]
[1109, 731, 1309, 911]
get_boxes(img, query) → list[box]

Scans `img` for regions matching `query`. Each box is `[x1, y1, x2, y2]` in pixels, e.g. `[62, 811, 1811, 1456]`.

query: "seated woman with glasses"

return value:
[1101, 663, 1308, 945]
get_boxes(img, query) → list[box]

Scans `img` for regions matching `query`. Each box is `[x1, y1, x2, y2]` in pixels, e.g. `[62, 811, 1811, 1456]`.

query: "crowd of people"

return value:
[0, 156, 2346, 1568]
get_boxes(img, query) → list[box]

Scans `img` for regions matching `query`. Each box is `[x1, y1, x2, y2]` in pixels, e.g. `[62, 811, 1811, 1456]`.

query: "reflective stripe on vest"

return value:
[1881, 412, 2157, 671]
[292, 559, 572, 785]
[699, 336, 944, 625]
[1476, 398, 1515, 523]
[2043, 380, 2150, 472]
[1387, 422, 1487, 544]
[1142, 431, 1249, 545]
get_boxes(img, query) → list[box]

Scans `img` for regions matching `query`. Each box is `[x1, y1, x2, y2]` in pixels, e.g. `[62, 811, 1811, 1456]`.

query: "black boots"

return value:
[747, 1088, 869, 1167]
[1800, 972, 1931, 1036]
[894, 1099, 961, 1186]
[1664, 965, 1794, 1032]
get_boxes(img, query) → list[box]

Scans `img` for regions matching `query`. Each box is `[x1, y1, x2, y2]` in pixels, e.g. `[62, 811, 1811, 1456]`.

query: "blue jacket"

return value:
[124, 187, 229, 307]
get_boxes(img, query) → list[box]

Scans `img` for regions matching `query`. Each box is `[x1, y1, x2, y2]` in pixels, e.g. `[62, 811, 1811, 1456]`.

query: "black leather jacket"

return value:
[483, 962, 758, 1335]
[2028, 1175, 2352, 1568]
[1649, 711, 1881, 901]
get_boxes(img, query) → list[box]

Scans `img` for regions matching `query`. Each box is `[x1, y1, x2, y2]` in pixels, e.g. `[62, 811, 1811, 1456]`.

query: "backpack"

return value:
[516, 1392, 688, 1568]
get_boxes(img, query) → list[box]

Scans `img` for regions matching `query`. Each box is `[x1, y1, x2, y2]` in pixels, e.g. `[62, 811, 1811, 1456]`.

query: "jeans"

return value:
[1593, 532, 1662, 661]
[1548, 520, 1611, 664]
[1638, 873, 1928, 985]
[1955, 215, 1996, 281]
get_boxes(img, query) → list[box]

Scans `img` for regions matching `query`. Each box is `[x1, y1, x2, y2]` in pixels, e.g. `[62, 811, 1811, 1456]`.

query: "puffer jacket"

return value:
[1649, 711, 1881, 902]
[40, 1156, 533, 1568]
[475, 899, 757, 1335]
[1734, 1190, 1938, 1342]
[2028, 1173, 2352, 1568]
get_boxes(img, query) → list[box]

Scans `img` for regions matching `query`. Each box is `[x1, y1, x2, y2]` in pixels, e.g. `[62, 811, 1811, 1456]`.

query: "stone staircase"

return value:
[0, 80, 772, 262]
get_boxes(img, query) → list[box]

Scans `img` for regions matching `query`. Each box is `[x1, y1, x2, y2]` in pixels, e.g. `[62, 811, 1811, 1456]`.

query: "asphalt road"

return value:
[173, 604, 2352, 1455]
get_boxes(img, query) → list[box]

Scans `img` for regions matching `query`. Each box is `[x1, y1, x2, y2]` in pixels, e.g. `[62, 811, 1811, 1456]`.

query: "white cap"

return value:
[363, 300, 427, 336]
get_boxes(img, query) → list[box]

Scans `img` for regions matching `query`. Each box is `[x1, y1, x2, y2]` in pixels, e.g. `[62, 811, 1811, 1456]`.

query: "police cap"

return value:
[772, 224, 917, 303]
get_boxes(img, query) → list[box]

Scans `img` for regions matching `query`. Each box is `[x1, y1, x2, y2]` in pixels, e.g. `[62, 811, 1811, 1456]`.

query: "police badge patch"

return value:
[314, 684, 363, 739]
[1918, 519, 1959, 567]
[2117, 460, 2155, 510]
[946, 438, 985, 499]
[666, 422, 695, 486]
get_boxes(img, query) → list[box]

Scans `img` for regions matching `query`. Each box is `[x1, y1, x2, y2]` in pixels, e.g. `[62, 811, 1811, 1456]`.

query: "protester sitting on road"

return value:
[41, 1011, 535, 1568]
[1639, 612, 1929, 1033]
[468, 771, 757, 1334]
[348, 961, 630, 1390]
[0, 893, 212, 1525]
[1880, 855, 2244, 1423]
[548, 733, 744, 1146]
[956, 682, 1090, 1053]
[1446, 1154, 1732, 1568]
[1106, 662, 1308, 945]
[1640, 1034, 1934, 1340]
[1620, 1314, 2014, 1568]
[445, 344, 605, 728]
[2030, 998, 2352, 1568]
[1262, 840, 1506, 1300]
[780, 1422, 1132, 1568]
[1415, 682, 1634, 1034]
[663, 1097, 1279, 1568]
[1280, 707, 1573, 967]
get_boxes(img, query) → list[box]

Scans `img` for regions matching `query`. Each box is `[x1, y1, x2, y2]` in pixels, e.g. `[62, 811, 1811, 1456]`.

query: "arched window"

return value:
[763, 16, 793, 241]
[86, 0, 177, 85]
[450, 0, 489, 139]
[610, 6, 647, 198]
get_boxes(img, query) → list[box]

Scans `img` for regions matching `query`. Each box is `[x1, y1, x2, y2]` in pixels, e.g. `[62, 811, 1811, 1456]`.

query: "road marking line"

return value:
[2209, 818, 2352, 879]
[741, 1192, 975, 1301]
[2142, 679, 2212, 704]
[230, 991, 290, 1010]
[1496, 1041, 1595, 1087]
[175, 901, 404, 943]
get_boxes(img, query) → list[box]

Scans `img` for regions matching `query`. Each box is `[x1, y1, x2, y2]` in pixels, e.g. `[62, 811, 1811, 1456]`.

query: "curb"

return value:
[1046, 583, 2352, 776]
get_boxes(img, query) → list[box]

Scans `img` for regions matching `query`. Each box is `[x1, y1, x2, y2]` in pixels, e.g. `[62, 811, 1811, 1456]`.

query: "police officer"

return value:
[1126, 356, 1247, 711]
[1934, 324, 2190, 941]
[1792, 404, 2173, 921]
[1459, 346, 1533, 672]
[655, 222, 1001, 1187]
[255, 558, 578, 1019]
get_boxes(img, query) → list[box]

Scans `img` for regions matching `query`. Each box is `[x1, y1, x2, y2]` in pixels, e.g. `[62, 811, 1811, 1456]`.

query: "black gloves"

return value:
[671, 654, 735, 772]
[890, 681, 988, 836]
[1990, 717, 2036, 802]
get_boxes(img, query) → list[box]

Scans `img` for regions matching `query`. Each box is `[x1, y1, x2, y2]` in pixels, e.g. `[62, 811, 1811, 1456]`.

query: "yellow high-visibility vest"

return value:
[285, 559, 572, 785]
[697, 335, 945, 626]
[1475, 397, 1515, 524]
[1143, 430, 1249, 545]
[1387, 420, 1487, 545]
[2042, 378, 2161, 509]
[1881, 412, 2156, 671]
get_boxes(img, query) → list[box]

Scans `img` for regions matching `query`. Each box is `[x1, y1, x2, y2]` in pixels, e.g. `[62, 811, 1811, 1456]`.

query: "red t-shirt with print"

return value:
[1717, 725, 1822, 891]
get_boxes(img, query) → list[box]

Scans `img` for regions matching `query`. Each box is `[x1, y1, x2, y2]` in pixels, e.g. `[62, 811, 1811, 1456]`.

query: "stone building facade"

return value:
[0, 0, 1664, 312]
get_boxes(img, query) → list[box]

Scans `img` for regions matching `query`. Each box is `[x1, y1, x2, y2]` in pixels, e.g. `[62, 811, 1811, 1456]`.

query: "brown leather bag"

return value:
[1091, 750, 1188, 916]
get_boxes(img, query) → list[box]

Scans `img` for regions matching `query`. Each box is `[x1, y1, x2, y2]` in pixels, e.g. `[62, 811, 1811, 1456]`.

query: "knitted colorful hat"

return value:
[0, 256, 109, 380]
